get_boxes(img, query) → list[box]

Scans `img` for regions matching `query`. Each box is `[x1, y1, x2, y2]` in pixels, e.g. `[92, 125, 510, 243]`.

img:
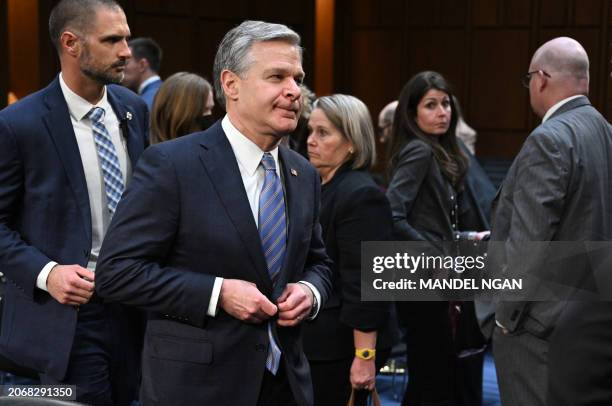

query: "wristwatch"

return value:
[355, 348, 376, 360]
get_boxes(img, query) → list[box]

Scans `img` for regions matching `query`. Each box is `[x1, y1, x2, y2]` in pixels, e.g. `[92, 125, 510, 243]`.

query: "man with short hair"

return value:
[377, 100, 397, 145]
[490, 37, 612, 406]
[95, 20, 333, 406]
[0, 0, 148, 404]
[122, 37, 163, 109]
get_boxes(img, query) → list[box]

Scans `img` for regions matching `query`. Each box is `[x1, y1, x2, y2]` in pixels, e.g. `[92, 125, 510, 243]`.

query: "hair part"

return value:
[213, 20, 302, 108]
[49, 0, 122, 52]
[313, 94, 377, 170]
[388, 71, 469, 188]
[128, 37, 163, 73]
[150, 72, 212, 144]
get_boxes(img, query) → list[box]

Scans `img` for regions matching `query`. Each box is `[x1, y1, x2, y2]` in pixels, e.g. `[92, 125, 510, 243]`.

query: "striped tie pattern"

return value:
[88, 107, 125, 215]
[258, 152, 286, 375]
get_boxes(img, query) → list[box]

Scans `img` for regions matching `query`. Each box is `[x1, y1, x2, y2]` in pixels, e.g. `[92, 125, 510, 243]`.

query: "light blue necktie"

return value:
[88, 107, 125, 215]
[258, 152, 286, 375]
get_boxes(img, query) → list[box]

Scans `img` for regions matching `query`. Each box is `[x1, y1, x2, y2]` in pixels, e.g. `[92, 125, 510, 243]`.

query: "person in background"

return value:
[286, 84, 315, 158]
[377, 100, 398, 145]
[122, 37, 163, 110]
[0, 0, 148, 404]
[303, 94, 397, 406]
[452, 96, 477, 154]
[386, 71, 489, 406]
[150, 71, 214, 144]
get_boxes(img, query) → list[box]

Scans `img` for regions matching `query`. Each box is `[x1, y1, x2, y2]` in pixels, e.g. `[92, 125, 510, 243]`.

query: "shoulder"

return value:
[280, 145, 318, 178]
[107, 84, 143, 105]
[335, 170, 386, 205]
[397, 138, 434, 161]
[0, 85, 52, 122]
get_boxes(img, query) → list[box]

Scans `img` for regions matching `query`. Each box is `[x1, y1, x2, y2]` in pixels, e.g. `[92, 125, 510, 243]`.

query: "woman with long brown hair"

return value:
[387, 71, 489, 406]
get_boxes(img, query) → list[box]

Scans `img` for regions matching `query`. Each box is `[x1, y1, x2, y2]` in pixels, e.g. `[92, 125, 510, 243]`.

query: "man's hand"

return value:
[219, 279, 277, 323]
[277, 283, 313, 327]
[47, 265, 95, 306]
[350, 357, 376, 390]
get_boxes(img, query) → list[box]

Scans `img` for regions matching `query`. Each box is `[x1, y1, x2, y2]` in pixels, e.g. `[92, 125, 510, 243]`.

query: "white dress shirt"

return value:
[36, 73, 131, 291]
[138, 75, 161, 94]
[542, 95, 582, 123]
[206, 115, 321, 317]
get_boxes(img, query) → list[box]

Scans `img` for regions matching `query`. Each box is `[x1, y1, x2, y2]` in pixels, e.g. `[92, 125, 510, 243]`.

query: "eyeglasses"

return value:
[521, 70, 551, 88]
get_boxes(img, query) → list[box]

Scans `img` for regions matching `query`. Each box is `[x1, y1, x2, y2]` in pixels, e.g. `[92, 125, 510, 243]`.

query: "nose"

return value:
[307, 132, 316, 146]
[285, 78, 302, 101]
[119, 40, 132, 59]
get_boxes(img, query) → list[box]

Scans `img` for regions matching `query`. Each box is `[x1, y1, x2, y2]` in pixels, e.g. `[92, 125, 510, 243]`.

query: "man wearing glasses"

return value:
[490, 37, 612, 406]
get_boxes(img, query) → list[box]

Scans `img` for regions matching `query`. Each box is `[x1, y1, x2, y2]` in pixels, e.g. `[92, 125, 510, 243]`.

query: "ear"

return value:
[221, 69, 240, 103]
[60, 31, 80, 57]
[138, 58, 150, 73]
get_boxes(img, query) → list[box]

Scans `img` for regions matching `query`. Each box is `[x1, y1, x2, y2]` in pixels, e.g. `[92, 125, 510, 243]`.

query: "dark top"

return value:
[303, 164, 398, 361]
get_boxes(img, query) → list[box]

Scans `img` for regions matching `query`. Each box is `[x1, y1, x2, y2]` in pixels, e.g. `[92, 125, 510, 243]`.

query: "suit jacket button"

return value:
[255, 344, 266, 352]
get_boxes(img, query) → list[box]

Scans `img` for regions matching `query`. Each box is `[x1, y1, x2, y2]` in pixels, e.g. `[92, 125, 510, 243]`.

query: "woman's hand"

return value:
[350, 356, 376, 391]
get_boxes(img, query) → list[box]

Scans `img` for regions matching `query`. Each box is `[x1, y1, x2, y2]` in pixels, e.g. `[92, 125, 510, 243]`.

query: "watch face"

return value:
[362, 350, 370, 358]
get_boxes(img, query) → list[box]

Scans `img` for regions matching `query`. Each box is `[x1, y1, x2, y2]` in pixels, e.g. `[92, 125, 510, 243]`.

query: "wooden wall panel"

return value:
[505, 0, 532, 26]
[472, 0, 498, 26]
[470, 30, 531, 130]
[574, 0, 601, 26]
[540, 0, 568, 26]
[197, 1, 249, 19]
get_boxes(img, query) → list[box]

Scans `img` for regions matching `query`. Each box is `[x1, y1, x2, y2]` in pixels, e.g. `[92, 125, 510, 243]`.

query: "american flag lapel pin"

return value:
[291, 168, 298, 177]
[126, 112, 133, 121]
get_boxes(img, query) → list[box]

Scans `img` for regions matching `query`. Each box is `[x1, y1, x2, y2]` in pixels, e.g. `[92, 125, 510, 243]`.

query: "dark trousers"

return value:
[310, 349, 390, 406]
[40, 302, 140, 406]
[258, 360, 298, 406]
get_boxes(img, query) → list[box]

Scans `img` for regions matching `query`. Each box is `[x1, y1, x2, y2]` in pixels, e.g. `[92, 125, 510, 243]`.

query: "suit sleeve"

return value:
[336, 184, 393, 331]
[95, 145, 215, 327]
[0, 115, 51, 298]
[298, 169, 333, 307]
[386, 142, 433, 241]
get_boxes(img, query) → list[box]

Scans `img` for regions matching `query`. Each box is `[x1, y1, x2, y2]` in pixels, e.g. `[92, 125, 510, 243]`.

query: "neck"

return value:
[227, 110, 282, 152]
[319, 165, 343, 185]
[61, 65, 105, 104]
[140, 70, 157, 84]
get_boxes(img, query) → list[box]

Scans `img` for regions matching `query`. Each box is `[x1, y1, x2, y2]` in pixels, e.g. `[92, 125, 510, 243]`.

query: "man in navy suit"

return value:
[122, 37, 163, 111]
[0, 0, 147, 404]
[96, 20, 333, 406]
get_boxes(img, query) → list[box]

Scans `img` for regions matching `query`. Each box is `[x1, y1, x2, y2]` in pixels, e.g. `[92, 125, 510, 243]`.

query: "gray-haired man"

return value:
[95, 20, 332, 406]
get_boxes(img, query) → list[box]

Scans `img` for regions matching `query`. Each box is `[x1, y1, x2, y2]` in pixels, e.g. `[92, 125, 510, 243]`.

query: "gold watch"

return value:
[355, 348, 376, 360]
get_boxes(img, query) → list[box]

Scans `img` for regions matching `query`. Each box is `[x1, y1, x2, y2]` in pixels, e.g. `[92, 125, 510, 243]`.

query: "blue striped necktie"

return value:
[258, 152, 286, 375]
[87, 107, 125, 215]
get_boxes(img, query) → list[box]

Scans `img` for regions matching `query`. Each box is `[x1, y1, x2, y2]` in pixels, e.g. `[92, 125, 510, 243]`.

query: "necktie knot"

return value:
[261, 152, 276, 172]
[88, 107, 106, 124]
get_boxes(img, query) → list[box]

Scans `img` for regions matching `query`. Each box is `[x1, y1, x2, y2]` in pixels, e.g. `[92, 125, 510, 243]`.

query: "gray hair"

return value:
[213, 20, 302, 108]
[313, 94, 377, 170]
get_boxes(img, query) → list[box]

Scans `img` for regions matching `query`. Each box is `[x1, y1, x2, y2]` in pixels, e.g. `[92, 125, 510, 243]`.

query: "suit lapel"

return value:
[107, 88, 142, 168]
[275, 146, 302, 296]
[42, 78, 92, 243]
[548, 96, 590, 121]
[197, 125, 273, 291]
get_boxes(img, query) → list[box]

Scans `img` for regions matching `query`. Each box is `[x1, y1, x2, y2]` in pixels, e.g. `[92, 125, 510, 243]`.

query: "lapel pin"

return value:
[126, 112, 132, 121]
[291, 168, 298, 177]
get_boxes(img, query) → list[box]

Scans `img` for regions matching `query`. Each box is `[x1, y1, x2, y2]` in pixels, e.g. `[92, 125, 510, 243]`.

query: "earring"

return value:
[349, 149, 354, 154]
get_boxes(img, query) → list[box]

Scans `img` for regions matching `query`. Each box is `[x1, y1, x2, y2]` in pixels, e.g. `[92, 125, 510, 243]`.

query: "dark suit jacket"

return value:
[0, 76, 148, 380]
[95, 122, 333, 406]
[303, 165, 397, 361]
[491, 96, 612, 336]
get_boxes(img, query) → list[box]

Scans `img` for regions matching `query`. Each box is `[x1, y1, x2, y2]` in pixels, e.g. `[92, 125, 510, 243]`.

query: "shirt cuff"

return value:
[298, 281, 321, 320]
[37, 261, 58, 292]
[207, 277, 224, 317]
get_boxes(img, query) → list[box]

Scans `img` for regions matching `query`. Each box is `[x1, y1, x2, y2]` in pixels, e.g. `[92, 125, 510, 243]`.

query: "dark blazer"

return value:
[0, 76, 148, 380]
[491, 96, 612, 337]
[303, 165, 397, 360]
[95, 122, 333, 406]
[140, 78, 162, 111]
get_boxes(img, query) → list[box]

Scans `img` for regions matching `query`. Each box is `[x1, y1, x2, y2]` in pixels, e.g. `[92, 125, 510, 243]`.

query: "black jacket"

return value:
[303, 165, 398, 360]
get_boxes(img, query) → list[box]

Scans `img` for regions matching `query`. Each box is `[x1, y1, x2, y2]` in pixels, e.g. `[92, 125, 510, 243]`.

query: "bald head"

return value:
[528, 37, 590, 117]
[531, 37, 589, 86]
[378, 100, 398, 144]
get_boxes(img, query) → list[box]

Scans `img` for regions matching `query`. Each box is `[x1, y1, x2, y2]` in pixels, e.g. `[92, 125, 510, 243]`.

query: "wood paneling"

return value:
[470, 30, 531, 130]
[8, 0, 39, 100]
[574, 0, 601, 26]
[540, 0, 568, 26]
[472, 0, 498, 26]
[505, 0, 532, 26]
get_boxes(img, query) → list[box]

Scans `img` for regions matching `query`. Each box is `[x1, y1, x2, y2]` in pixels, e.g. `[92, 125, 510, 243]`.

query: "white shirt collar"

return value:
[138, 75, 161, 94]
[59, 72, 110, 121]
[542, 95, 582, 123]
[221, 115, 280, 177]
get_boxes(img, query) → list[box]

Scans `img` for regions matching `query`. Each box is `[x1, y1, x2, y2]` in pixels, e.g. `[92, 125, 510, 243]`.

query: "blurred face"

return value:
[527, 63, 547, 118]
[307, 108, 353, 181]
[121, 50, 143, 90]
[79, 7, 131, 85]
[226, 40, 304, 143]
[415, 89, 451, 136]
[203, 90, 214, 115]
[377, 114, 392, 144]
